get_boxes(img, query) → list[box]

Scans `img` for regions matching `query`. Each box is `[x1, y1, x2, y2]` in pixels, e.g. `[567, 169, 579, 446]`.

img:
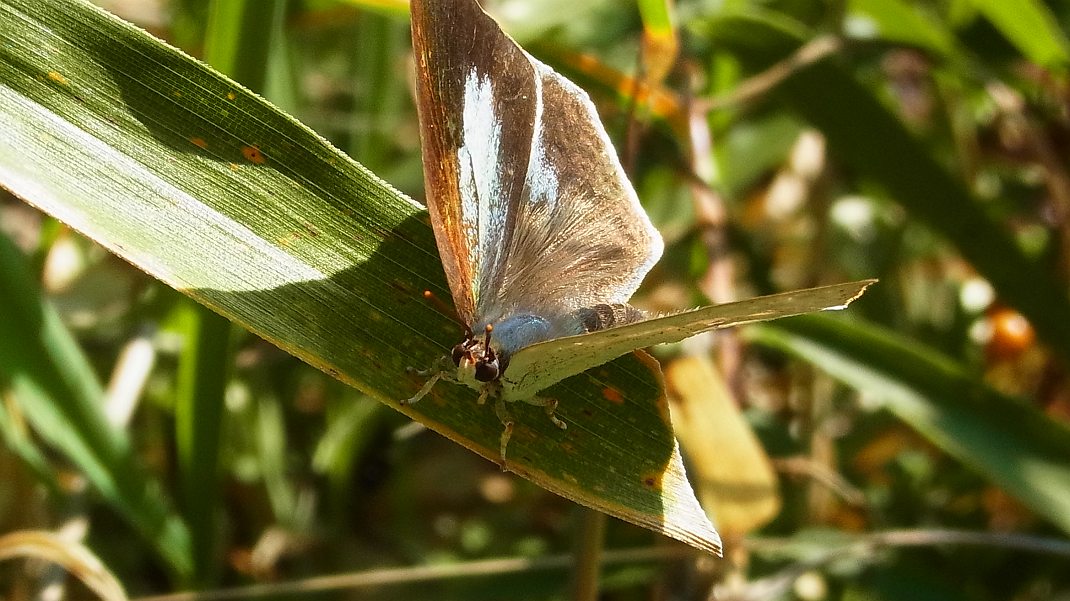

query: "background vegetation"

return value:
[2, 0, 1070, 599]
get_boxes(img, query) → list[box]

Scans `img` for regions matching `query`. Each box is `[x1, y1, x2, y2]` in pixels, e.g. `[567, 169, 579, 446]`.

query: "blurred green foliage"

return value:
[2, 0, 1070, 599]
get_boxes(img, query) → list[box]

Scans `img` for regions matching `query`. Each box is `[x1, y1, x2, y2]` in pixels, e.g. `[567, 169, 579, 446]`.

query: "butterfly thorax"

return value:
[453, 312, 566, 387]
[453, 304, 646, 390]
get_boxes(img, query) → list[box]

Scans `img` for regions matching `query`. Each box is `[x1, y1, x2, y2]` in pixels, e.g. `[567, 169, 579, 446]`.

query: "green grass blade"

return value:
[173, 300, 230, 584]
[747, 315, 1070, 535]
[348, 10, 408, 173]
[0, 0, 721, 554]
[638, 0, 673, 35]
[847, 0, 957, 57]
[965, 0, 1070, 67]
[312, 395, 388, 507]
[0, 233, 193, 578]
[204, 0, 286, 93]
[0, 337, 62, 495]
[256, 391, 300, 524]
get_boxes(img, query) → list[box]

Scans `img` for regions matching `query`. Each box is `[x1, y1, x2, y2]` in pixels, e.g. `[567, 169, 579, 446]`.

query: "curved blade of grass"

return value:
[708, 12, 1070, 364]
[0, 530, 128, 601]
[847, 0, 957, 57]
[747, 315, 1070, 535]
[0, 233, 192, 577]
[0, 330, 62, 496]
[0, 0, 723, 554]
[965, 0, 1070, 67]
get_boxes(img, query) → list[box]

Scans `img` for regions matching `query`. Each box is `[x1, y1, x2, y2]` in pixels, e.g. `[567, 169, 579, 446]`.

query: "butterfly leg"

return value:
[523, 396, 567, 431]
[402, 356, 455, 405]
[493, 397, 515, 469]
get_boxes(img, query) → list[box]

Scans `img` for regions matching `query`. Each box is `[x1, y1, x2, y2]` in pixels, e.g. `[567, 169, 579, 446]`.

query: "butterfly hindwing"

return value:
[500, 280, 877, 401]
[485, 59, 663, 318]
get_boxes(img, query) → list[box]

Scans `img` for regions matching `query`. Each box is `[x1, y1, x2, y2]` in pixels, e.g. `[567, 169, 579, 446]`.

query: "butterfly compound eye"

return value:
[474, 358, 499, 382]
[451, 343, 466, 366]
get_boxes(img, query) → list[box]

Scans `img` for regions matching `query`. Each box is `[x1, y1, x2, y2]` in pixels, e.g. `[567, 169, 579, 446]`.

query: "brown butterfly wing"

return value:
[483, 58, 663, 320]
[412, 0, 663, 328]
[411, 0, 538, 325]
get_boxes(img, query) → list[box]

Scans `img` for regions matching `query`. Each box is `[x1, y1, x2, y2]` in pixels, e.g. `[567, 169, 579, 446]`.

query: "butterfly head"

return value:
[452, 324, 501, 383]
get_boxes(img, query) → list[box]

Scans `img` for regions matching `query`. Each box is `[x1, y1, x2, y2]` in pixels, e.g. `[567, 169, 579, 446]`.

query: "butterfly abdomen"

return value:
[573, 303, 645, 333]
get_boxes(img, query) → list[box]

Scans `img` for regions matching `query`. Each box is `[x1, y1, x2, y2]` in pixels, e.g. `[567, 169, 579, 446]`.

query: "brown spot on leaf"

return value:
[241, 145, 266, 164]
[190, 137, 208, 149]
[641, 471, 664, 491]
[47, 71, 68, 85]
[602, 387, 624, 404]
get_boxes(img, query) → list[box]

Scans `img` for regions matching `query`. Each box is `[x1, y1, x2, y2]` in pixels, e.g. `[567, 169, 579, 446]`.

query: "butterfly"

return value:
[405, 0, 875, 461]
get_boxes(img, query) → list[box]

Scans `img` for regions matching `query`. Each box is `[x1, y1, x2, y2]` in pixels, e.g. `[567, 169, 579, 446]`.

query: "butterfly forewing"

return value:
[411, 0, 663, 326]
[501, 280, 877, 401]
[411, 0, 537, 323]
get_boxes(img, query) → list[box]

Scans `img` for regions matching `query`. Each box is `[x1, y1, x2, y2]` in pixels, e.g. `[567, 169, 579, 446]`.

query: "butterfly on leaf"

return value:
[405, 0, 875, 462]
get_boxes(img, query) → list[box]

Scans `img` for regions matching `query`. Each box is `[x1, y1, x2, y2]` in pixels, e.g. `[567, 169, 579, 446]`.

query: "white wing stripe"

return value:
[524, 62, 559, 210]
[458, 68, 505, 305]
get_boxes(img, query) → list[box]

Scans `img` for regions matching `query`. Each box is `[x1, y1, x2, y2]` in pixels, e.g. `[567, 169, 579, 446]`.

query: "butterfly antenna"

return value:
[483, 324, 494, 360]
[423, 289, 466, 329]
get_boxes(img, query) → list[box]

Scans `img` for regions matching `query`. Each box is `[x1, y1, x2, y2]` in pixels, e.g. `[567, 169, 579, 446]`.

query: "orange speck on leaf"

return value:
[241, 145, 266, 164]
[47, 71, 68, 85]
[190, 137, 208, 149]
[602, 387, 624, 404]
[226, 91, 237, 100]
